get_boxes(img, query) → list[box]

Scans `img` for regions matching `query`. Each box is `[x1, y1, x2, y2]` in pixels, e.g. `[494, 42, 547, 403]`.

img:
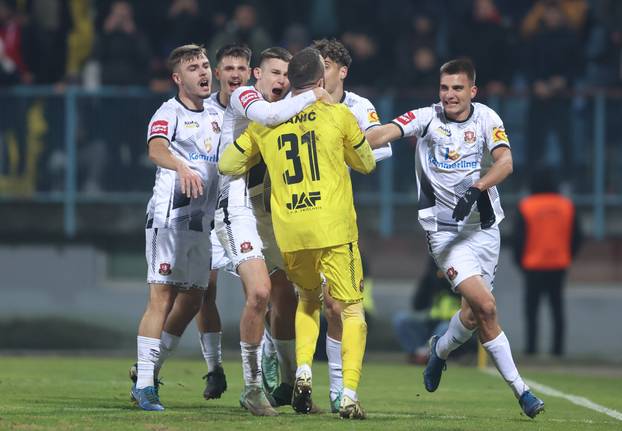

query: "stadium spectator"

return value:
[340, 31, 381, 88]
[0, 0, 30, 84]
[208, 3, 272, 66]
[522, 0, 584, 184]
[366, 58, 546, 419]
[161, 0, 205, 57]
[395, 14, 440, 92]
[22, 0, 71, 84]
[521, 0, 589, 39]
[93, 0, 151, 86]
[514, 165, 582, 356]
[393, 258, 460, 365]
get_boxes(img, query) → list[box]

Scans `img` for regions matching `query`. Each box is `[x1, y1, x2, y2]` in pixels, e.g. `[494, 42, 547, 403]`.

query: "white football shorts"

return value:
[425, 226, 500, 291]
[145, 227, 212, 290]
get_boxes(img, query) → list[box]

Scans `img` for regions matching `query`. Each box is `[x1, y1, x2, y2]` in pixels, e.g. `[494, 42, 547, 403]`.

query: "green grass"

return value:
[0, 356, 620, 430]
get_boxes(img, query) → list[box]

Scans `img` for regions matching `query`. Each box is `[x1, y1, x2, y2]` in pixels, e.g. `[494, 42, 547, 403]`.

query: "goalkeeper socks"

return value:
[341, 302, 367, 393]
[295, 290, 321, 368]
[482, 331, 529, 399]
[343, 387, 358, 402]
[326, 335, 343, 398]
[435, 311, 475, 359]
[274, 338, 296, 385]
[199, 331, 222, 372]
[136, 336, 160, 389]
[154, 331, 180, 376]
[240, 341, 262, 387]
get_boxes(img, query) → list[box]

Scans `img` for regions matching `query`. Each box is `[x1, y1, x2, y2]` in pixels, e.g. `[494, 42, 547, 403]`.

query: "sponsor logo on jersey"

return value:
[429, 154, 477, 170]
[444, 147, 460, 161]
[159, 262, 172, 276]
[446, 266, 458, 281]
[492, 127, 508, 143]
[367, 110, 379, 123]
[239, 89, 261, 109]
[240, 241, 253, 253]
[150, 120, 169, 136]
[189, 152, 217, 163]
[286, 191, 321, 210]
[436, 126, 452, 137]
[184, 120, 199, 129]
[211, 121, 221, 133]
[464, 130, 476, 144]
[395, 111, 416, 126]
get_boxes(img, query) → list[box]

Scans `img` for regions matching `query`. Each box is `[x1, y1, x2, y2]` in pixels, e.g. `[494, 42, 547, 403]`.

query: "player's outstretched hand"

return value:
[177, 161, 203, 199]
[313, 87, 334, 104]
[452, 187, 481, 221]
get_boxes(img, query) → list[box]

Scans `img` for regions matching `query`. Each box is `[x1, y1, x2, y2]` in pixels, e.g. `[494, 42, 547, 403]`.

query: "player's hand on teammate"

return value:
[313, 87, 334, 104]
[452, 186, 481, 221]
[176, 160, 204, 198]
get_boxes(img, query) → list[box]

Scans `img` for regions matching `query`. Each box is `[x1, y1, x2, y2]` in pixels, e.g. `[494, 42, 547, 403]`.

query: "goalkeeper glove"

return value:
[452, 187, 481, 221]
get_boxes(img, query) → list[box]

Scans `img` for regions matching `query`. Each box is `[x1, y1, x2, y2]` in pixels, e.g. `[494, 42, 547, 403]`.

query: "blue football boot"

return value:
[519, 390, 545, 418]
[423, 335, 447, 392]
[131, 384, 164, 411]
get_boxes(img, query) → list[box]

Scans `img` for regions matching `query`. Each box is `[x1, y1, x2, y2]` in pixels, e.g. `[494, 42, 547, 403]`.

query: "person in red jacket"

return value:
[514, 166, 582, 356]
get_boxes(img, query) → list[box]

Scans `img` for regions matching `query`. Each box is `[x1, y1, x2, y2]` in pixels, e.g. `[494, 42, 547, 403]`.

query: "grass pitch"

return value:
[0, 355, 620, 430]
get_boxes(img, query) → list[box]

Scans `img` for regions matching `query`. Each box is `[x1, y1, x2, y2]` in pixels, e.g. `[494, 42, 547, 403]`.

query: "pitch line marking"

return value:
[482, 368, 622, 421]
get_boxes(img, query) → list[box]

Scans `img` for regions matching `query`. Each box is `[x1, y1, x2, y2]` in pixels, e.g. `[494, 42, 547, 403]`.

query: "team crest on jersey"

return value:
[367, 110, 379, 123]
[492, 127, 508, 143]
[446, 267, 458, 281]
[150, 120, 168, 136]
[159, 263, 172, 276]
[464, 130, 476, 144]
[239, 89, 261, 109]
[211, 121, 221, 133]
[436, 126, 452, 137]
[395, 111, 416, 126]
[240, 241, 253, 253]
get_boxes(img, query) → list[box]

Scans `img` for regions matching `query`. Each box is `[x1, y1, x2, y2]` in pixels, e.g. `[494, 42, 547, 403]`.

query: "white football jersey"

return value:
[342, 90, 392, 161]
[392, 102, 510, 232]
[145, 96, 220, 232]
[216, 85, 316, 208]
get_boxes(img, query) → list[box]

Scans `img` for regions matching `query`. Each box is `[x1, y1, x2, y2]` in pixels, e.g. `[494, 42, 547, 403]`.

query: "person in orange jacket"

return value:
[514, 165, 582, 356]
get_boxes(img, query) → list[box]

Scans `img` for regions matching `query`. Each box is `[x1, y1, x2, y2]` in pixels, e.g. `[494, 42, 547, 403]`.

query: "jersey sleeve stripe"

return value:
[390, 120, 405, 138]
[233, 140, 246, 153]
[490, 143, 510, 153]
[147, 135, 169, 145]
[353, 137, 367, 149]
[365, 124, 380, 132]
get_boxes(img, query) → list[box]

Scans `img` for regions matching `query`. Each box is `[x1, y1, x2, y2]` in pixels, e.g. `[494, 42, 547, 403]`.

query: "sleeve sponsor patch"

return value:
[149, 120, 169, 136]
[492, 127, 508, 143]
[367, 110, 380, 123]
[239, 89, 261, 109]
[395, 111, 416, 126]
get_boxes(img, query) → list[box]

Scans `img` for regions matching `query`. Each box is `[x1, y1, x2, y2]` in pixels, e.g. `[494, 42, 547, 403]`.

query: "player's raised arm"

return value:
[366, 122, 403, 150]
[218, 128, 261, 176]
[244, 87, 331, 126]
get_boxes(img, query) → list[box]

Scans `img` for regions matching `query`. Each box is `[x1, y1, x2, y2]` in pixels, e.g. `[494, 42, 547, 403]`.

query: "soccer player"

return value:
[311, 37, 392, 413]
[132, 44, 220, 411]
[214, 47, 331, 416]
[219, 47, 376, 419]
[140, 44, 253, 402]
[366, 58, 546, 418]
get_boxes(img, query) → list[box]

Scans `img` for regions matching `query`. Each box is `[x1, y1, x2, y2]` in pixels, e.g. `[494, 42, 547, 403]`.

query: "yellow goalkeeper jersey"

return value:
[219, 101, 376, 252]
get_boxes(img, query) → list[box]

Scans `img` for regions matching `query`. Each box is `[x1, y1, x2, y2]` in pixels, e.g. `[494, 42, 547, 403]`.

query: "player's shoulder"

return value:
[472, 102, 502, 122]
[342, 90, 372, 107]
[153, 97, 179, 114]
[204, 92, 226, 112]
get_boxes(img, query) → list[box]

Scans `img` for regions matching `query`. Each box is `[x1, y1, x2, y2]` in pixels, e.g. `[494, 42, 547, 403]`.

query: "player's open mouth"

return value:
[199, 79, 210, 88]
[272, 88, 283, 97]
[228, 80, 241, 89]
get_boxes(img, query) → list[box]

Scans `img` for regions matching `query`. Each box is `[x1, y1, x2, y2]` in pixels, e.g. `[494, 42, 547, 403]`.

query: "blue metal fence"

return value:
[0, 86, 618, 239]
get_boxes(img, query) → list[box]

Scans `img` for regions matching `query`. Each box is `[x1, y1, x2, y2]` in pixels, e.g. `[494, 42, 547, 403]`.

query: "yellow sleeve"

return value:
[218, 128, 261, 175]
[342, 108, 376, 174]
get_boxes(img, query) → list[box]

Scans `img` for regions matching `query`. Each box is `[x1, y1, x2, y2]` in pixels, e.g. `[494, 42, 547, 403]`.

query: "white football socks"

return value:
[199, 331, 222, 372]
[482, 331, 529, 399]
[435, 311, 476, 360]
[326, 335, 344, 400]
[136, 336, 160, 389]
[154, 331, 180, 375]
[240, 341, 262, 387]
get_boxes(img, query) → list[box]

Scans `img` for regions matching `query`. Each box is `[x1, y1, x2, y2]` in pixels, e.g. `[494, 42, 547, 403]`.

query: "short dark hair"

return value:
[167, 44, 208, 72]
[215, 44, 251, 65]
[440, 58, 476, 84]
[288, 47, 324, 90]
[258, 47, 292, 67]
[311, 38, 352, 68]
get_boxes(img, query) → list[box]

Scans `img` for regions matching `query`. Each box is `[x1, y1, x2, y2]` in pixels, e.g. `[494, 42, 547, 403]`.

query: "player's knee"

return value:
[475, 299, 497, 323]
[341, 302, 367, 333]
[247, 286, 271, 313]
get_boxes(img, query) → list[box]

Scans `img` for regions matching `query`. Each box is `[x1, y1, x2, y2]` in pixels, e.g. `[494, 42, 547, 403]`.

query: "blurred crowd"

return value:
[0, 0, 621, 94]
